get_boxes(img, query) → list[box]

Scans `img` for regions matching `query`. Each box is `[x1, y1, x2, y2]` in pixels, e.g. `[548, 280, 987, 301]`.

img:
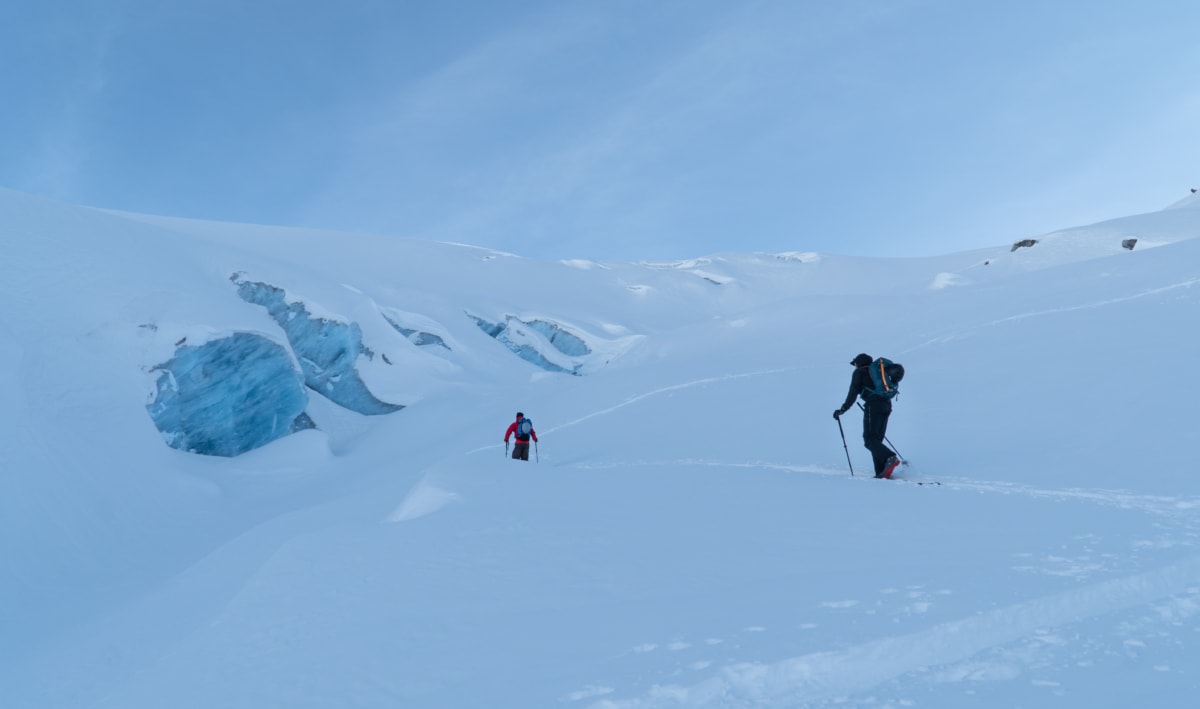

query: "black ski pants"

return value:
[861, 398, 895, 475]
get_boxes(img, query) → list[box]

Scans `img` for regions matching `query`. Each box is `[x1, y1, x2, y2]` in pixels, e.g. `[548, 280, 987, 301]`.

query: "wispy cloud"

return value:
[302, 3, 780, 252]
[292, 1, 1200, 260]
[303, 1, 939, 259]
[22, 15, 124, 200]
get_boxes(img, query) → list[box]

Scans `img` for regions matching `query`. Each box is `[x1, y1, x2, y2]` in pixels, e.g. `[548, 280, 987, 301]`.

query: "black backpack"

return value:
[863, 357, 904, 400]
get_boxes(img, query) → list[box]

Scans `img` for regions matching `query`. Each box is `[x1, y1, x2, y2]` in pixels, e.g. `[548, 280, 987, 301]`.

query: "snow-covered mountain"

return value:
[3, 187, 1200, 707]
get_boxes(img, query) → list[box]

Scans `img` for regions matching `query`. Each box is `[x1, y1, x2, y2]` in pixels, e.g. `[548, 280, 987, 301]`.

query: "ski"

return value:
[885, 461, 942, 486]
[884, 477, 942, 486]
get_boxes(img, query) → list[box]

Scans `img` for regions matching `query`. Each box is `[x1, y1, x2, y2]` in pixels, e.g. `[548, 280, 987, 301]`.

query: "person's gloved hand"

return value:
[832, 409, 842, 420]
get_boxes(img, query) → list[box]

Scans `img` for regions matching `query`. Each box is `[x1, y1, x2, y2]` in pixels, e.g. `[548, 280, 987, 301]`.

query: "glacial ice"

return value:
[146, 333, 315, 457]
[381, 313, 451, 349]
[524, 319, 591, 357]
[469, 314, 582, 375]
[234, 276, 403, 415]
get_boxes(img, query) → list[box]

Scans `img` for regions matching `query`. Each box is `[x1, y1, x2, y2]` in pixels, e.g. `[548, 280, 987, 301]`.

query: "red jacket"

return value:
[504, 418, 538, 443]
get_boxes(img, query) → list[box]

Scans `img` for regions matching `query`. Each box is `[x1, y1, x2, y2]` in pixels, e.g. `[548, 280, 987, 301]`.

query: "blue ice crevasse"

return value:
[146, 332, 316, 457]
[523, 319, 591, 357]
[233, 275, 404, 415]
[468, 314, 584, 375]
[381, 313, 451, 350]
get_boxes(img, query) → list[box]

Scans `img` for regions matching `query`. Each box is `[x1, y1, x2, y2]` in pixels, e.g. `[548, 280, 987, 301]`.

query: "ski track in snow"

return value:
[547, 368, 791, 435]
[567, 458, 1200, 519]
[588, 558, 1200, 708]
[564, 458, 1200, 708]
[905, 277, 1200, 352]
[464, 368, 791, 455]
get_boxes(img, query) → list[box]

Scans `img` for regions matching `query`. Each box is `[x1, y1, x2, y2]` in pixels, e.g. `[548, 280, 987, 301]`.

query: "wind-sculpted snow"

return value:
[146, 333, 315, 457]
[234, 275, 403, 415]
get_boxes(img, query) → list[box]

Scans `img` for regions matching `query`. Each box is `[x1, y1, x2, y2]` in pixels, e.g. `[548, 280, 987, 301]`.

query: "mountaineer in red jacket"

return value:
[504, 412, 538, 461]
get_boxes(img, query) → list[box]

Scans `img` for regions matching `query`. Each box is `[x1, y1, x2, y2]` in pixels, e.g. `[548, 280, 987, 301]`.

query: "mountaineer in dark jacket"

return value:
[834, 353, 900, 478]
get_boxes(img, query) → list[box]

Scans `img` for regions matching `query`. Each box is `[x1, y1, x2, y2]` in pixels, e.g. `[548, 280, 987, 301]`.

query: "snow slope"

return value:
[2, 187, 1200, 707]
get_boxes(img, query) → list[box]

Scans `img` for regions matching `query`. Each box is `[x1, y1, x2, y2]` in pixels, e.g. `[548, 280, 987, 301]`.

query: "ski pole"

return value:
[856, 402, 905, 462]
[505, 441, 509, 459]
[535, 440, 539, 463]
[836, 416, 854, 476]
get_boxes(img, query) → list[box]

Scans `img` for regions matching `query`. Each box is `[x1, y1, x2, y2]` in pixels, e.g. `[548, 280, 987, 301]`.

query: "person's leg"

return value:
[516, 443, 530, 460]
[862, 403, 894, 475]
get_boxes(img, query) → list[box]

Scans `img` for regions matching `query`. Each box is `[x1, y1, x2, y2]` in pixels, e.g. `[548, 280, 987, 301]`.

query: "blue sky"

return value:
[3, 0, 1198, 261]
